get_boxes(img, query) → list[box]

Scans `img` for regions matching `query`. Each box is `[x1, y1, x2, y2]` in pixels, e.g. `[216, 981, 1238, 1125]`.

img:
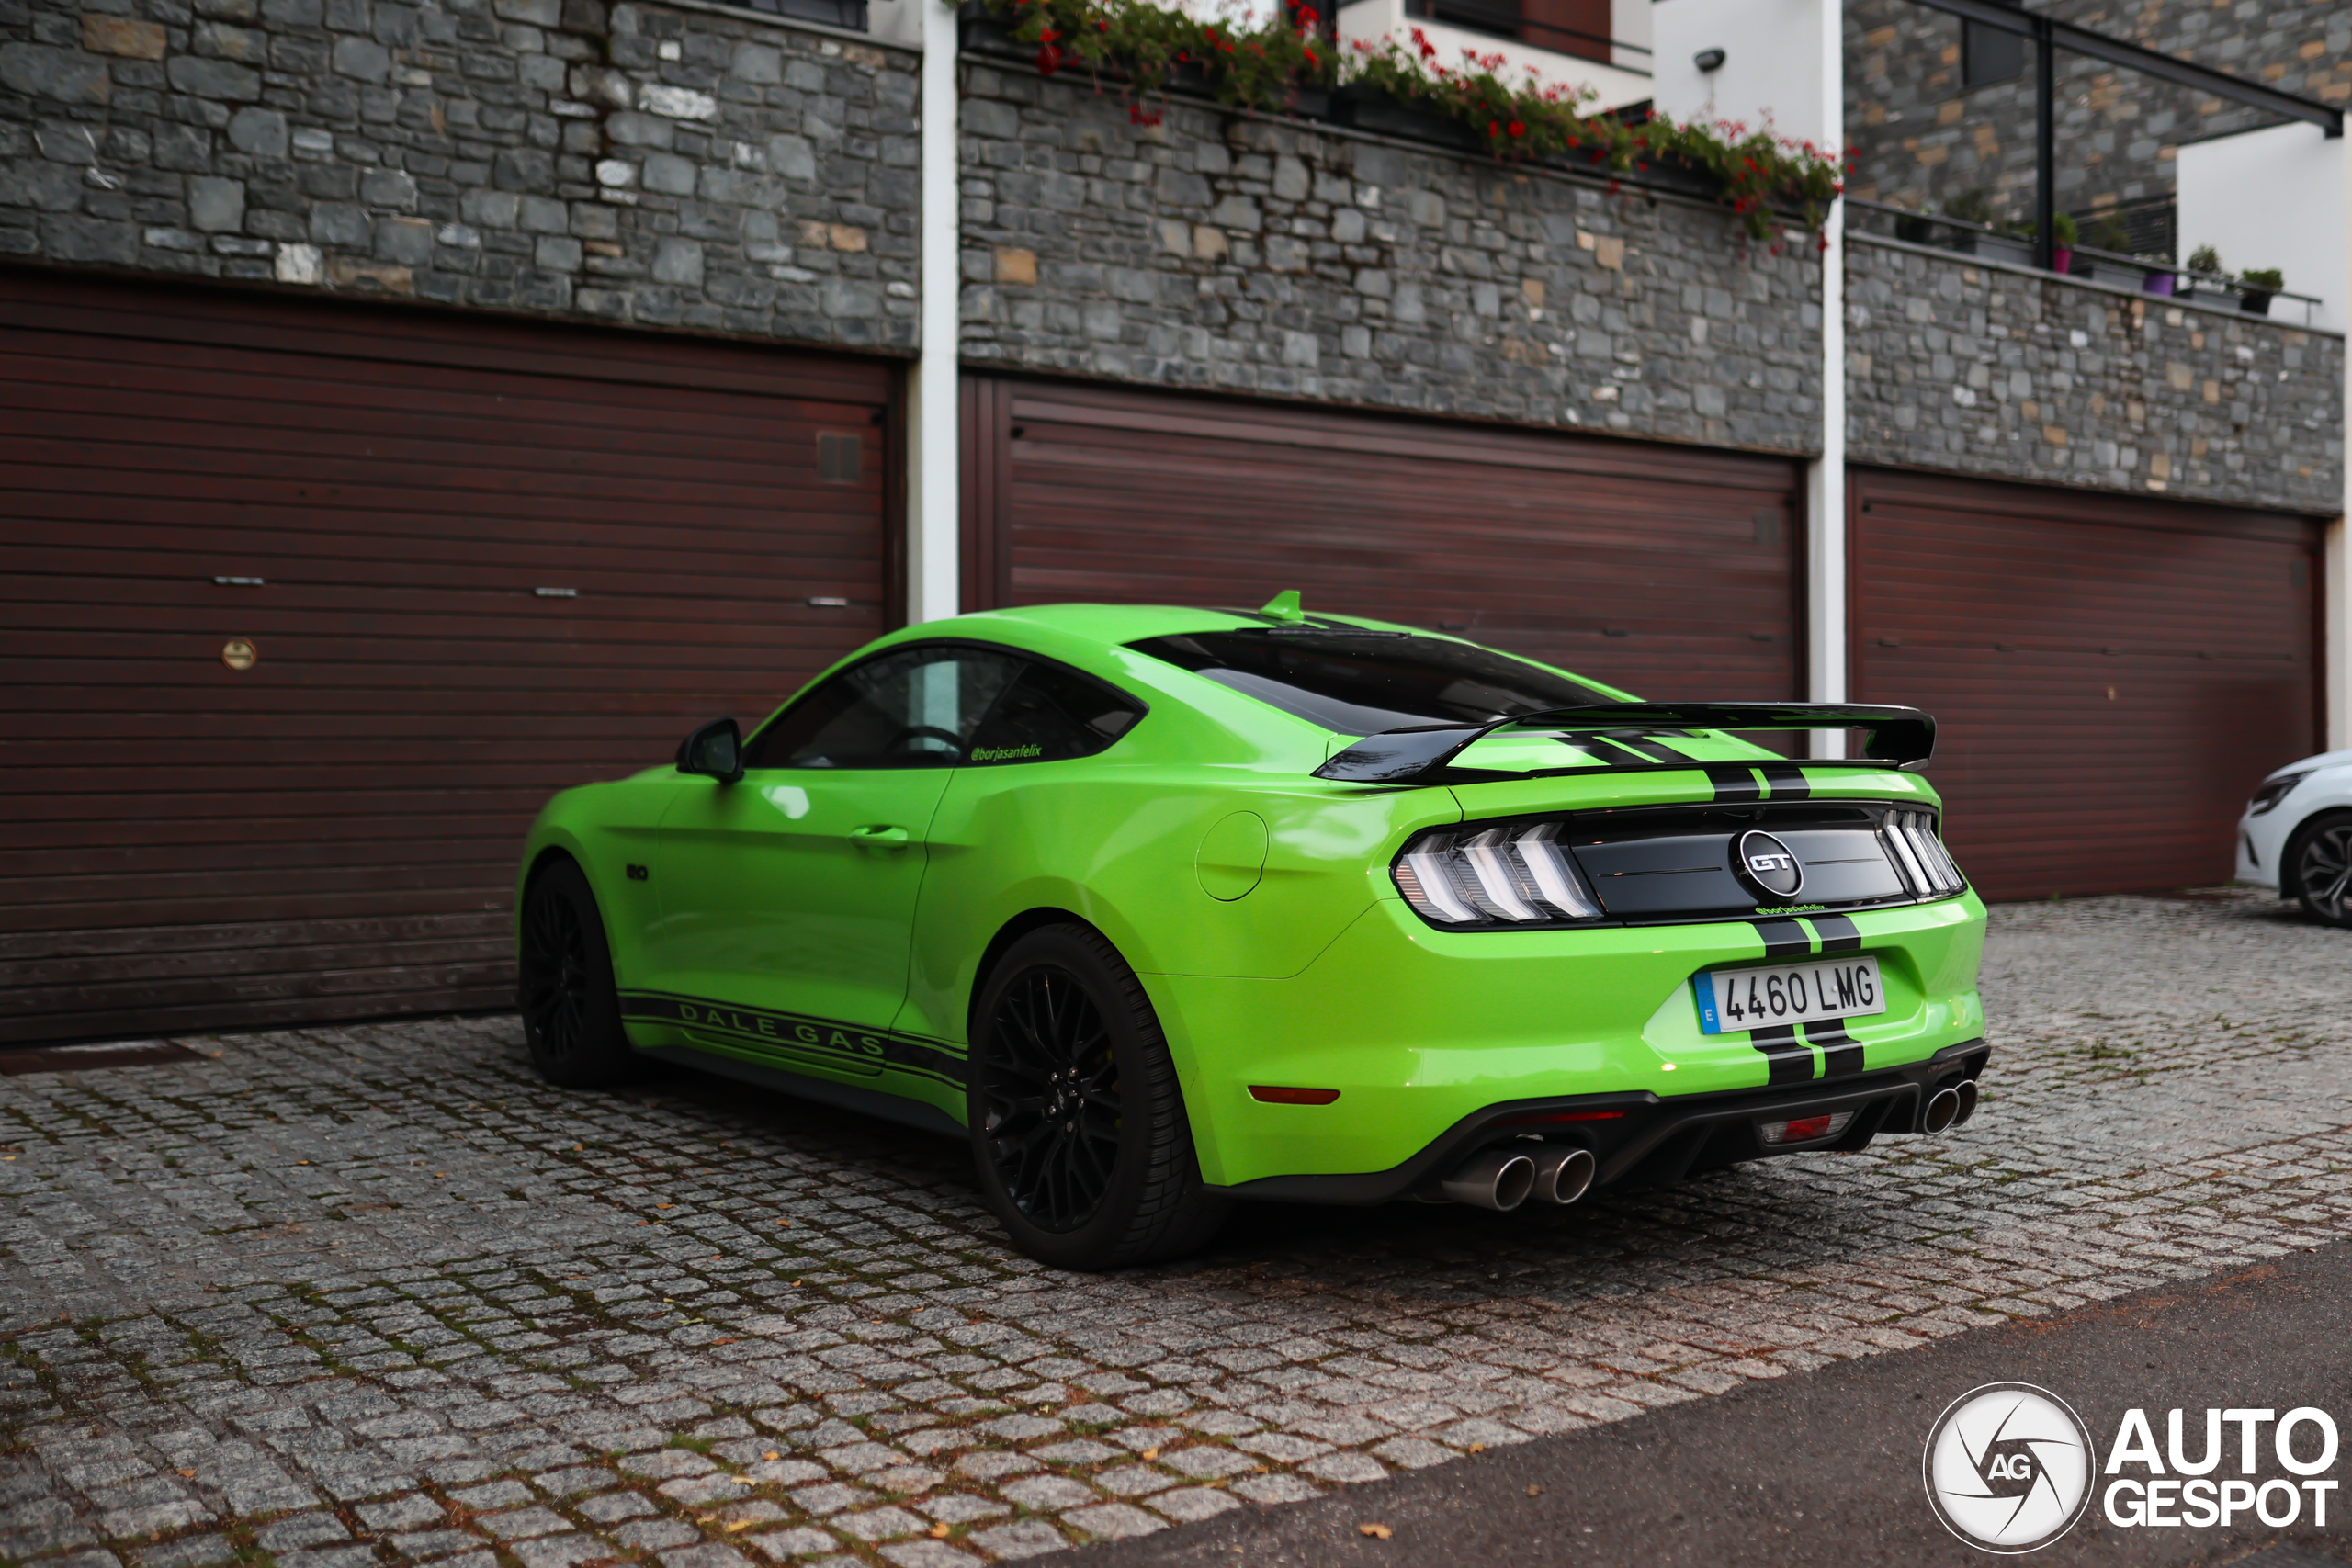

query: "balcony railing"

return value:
[1848, 197, 2324, 325]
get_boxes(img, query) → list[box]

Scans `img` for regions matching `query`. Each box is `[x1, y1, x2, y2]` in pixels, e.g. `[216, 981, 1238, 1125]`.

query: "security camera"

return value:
[1694, 47, 1726, 72]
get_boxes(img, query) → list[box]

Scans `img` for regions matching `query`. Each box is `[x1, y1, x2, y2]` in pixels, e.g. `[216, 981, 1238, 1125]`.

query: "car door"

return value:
[639, 643, 1024, 1076]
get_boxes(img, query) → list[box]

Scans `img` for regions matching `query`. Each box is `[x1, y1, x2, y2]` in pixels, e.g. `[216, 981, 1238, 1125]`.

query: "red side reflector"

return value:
[1492, 1109, 1626, 1127]
[1249, 1086, 1340, 1105]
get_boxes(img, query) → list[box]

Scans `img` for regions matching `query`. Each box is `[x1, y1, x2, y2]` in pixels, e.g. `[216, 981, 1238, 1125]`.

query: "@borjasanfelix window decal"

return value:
[1923, 1382, 2097, 1552]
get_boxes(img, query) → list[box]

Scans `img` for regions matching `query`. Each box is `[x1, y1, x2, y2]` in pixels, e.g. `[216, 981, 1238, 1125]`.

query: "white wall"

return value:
[1649, 0, 1829, 143]
[1610, 0, 1651, 75]
[2177, 120, 2344, 335]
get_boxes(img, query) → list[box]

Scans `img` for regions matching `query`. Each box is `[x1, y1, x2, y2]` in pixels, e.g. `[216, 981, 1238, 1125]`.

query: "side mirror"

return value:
[676, 717, 743, 784]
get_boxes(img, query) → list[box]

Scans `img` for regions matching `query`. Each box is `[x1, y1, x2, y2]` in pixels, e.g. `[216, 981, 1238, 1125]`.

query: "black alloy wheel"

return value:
[518, 858, 639, 1088]
[2291, 812, 2352, 928]
[967, 924, 1228, 1270]
[980, 964, 1122, 1231]
[521, 882, 590, 1064]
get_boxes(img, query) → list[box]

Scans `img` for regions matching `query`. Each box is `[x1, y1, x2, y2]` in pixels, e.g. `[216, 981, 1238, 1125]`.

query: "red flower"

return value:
[1508, 119, 1524, 137]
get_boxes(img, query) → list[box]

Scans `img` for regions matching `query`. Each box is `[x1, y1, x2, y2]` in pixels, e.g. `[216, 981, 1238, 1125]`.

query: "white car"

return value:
[2237, 749, 2352, 925]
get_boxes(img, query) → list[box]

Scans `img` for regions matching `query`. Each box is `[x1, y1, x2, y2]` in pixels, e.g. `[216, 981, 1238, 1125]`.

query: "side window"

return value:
[743, 646, 1023, 769]
[966, 661, 1145, 765]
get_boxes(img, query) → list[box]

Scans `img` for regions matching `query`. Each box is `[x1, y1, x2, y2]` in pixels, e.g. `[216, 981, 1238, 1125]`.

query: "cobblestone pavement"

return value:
[6, 889, 2352, 1568]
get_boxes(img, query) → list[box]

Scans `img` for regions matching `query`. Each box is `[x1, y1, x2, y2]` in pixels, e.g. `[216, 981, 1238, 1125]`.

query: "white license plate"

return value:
[1693, 955, 1886, 1035]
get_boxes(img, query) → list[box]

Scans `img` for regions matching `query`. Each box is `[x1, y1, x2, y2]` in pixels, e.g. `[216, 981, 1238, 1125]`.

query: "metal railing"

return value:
[1848, 197, 2324, 325]
[1891, 0, 2340, 275]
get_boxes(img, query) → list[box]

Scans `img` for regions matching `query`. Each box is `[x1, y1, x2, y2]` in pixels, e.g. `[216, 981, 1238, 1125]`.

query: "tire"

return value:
[2289, 811, 2352, 928]
[517, 858, 640, 1088]
[967, 924, 1229, 1270]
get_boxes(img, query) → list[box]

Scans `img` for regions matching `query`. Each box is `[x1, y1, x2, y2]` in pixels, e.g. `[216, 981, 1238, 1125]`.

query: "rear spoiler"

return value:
[1311, 702, 1936, 785]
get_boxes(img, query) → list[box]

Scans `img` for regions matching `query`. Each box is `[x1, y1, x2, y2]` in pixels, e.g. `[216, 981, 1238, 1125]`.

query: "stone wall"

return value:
[1844, 0, 2346, 233]
[0, 0, 919, 346]
[956, 62, 1826, 455]
[1847, 234, 2344, 513]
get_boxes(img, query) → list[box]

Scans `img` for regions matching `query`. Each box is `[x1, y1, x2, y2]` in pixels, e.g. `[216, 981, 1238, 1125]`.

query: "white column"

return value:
[2334, 133, 2352, 750]
[906, 0, 961, 625]
[1804, 0, 1847, 755]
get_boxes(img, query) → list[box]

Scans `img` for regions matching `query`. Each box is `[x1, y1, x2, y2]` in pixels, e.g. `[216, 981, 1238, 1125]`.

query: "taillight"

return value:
[1882, 809, 1966, 897]
[1393, 822, 1603, 926]
[1758, 1111, 1853, 1145]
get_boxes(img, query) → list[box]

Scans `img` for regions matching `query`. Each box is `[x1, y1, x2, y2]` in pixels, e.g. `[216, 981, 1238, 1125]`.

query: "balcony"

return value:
[1846, 198, 2327, 326]
[1336, 0, 1651, 109]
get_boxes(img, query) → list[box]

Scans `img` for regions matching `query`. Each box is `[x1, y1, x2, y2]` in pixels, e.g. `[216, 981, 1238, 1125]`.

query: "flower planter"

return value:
[2141, 269, 2177, 297]
[958, 3, 1025, 55]
[1948, 232, 2034, 268]
[1327, 81, 1484, 153]
[2239, 290, 2274, 317]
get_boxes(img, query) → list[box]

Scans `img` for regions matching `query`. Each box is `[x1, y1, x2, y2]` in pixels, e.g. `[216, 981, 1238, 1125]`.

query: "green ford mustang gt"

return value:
[515, 596, 1989, 1270]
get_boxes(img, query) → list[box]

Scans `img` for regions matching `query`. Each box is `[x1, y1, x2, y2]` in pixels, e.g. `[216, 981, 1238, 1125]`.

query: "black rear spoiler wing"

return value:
[1311, 702, 1936, 785]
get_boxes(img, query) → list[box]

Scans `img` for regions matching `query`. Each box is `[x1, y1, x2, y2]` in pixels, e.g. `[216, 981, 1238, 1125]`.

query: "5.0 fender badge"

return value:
[1734, 829, 1804, 899]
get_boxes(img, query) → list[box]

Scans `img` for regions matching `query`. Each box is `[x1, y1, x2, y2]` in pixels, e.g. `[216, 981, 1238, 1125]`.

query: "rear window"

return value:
[1128, 630, 1618, 735]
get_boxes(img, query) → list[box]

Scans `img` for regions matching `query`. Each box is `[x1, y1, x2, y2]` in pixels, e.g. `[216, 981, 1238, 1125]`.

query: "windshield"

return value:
[1128, 629, 1619, 735]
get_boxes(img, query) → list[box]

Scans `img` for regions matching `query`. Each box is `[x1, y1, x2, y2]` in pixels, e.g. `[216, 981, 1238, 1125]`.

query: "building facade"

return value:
[1, 0, 2345, 1040]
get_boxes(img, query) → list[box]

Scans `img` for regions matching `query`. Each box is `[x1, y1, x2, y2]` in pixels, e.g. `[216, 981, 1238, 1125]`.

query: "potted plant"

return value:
[2014, 212, 2078, 273]
[2237, 266, 2282, 316]
[2177, 244, 2224, 304]
[1934, 190, 2031, 266]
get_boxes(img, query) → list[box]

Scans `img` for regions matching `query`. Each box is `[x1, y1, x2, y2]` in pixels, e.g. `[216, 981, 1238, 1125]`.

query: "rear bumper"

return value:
[1205, 1038, 1991, 1205]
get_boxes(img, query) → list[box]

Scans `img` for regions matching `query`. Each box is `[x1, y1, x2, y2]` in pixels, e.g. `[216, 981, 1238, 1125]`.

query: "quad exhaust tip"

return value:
[1528, 1145, 1596, 1205]
[1441, 1145, 1595, 1210]
[1442, 1149, 1537, 1212]
[1922, 1079, 1984, 1134]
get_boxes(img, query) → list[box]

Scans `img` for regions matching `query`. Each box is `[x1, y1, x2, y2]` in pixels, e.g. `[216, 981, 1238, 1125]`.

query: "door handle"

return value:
[848, 824, 912, 852]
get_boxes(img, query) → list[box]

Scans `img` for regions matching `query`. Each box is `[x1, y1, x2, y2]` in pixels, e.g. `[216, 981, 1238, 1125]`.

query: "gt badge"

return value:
[1735, 830, 1804, 899]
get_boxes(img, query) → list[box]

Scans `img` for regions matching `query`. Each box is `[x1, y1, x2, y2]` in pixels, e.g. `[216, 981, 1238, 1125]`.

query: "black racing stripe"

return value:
[1749, 1024, 1816, 1084]
[1705, 764, 1762, 804]
[1610, 734, 1690, 764]
[1806, 1020, 1865, 1078]
[1748, 918, 1812, 958]
[618, 991, 967, 1086]
[1808, 913, 1862, 953]
[1758, 763, 1812, 800]
[1560, 736, 1654, 767]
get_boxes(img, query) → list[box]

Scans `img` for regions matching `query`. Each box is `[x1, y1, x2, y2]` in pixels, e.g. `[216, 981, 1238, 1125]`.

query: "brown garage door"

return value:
[961, 378, 1803, 701]
[1851, 468, 2323, 901]
[0, 270, 896, 1045]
